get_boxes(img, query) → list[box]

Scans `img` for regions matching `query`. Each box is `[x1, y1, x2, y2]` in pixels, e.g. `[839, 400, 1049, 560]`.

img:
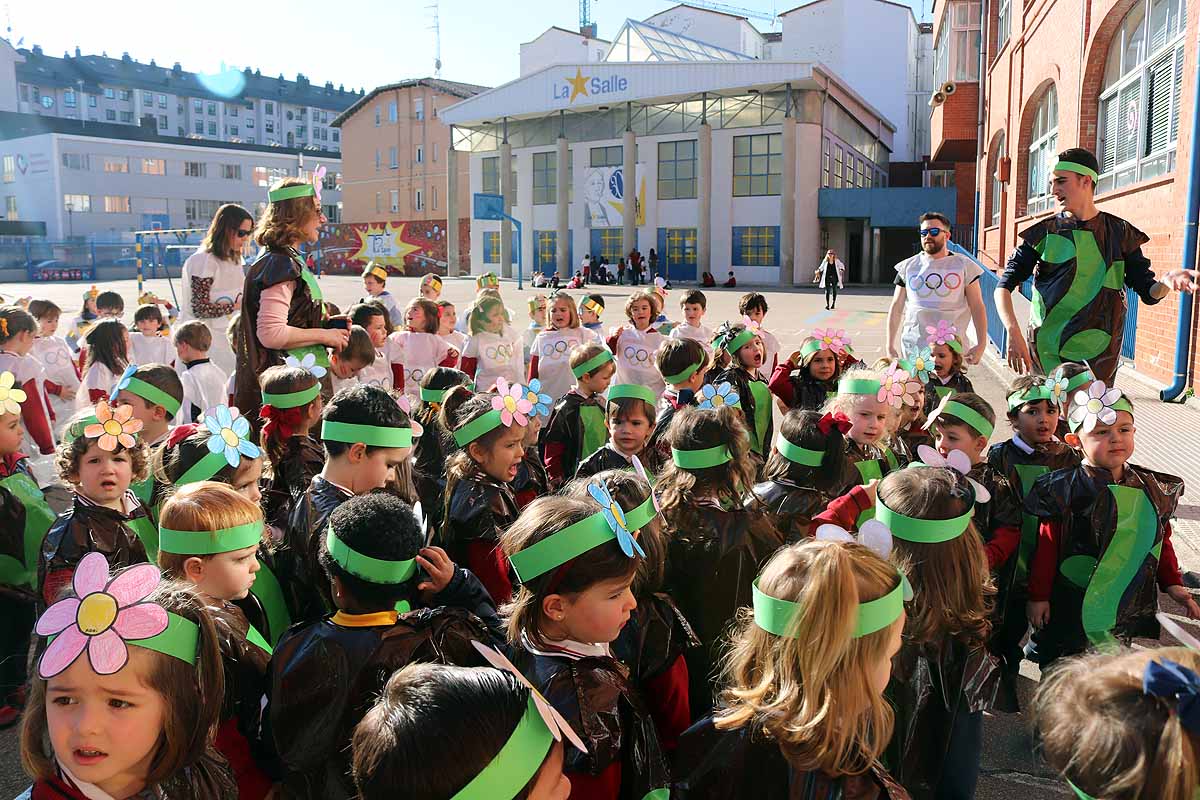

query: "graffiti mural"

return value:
[313, 219, 471, 276]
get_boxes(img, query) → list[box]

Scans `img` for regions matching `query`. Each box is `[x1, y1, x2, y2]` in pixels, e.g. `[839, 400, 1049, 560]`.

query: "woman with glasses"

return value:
[180, 203, 254, 374]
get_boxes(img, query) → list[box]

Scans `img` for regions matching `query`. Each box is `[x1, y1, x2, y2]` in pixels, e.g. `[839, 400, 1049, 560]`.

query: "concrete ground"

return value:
[2, 272, 1193, 797]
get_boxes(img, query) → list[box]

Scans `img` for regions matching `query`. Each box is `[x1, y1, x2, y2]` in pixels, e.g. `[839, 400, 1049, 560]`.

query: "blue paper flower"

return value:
[698, 382, 740, 410]
[284, 352, 327, 379]
[522, 379, 554, 419]
[588, 481, 645, 559]
[909, 347, 934, 383]
[109, 363, 140, 404]
[204, 405, 261, 467]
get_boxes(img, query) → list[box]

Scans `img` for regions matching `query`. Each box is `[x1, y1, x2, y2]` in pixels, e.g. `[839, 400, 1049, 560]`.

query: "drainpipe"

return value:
[1160, 69, 1200, 401]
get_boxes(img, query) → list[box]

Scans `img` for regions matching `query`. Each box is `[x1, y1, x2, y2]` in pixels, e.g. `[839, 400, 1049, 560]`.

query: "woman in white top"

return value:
[180, 204, 253, 375]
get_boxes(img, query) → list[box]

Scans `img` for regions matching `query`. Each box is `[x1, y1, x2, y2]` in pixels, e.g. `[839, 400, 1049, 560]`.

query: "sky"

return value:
[8, 0, 930, 95]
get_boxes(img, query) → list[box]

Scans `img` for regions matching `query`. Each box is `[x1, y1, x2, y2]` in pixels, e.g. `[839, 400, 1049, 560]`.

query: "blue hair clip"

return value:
[1143, 658, 1200, 735]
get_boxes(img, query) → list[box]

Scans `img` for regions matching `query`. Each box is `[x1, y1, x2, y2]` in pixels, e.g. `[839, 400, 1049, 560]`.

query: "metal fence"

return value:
[0, 236, 203, 282]
[949, 241, 1008, 356]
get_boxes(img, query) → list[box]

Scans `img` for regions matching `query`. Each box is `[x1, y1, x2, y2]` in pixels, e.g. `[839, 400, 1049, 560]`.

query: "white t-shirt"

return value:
[440, 331, 467, 369]
[464, 325, 524, 391]
[180, 250, 243, 376]
[367, 291, 404, 328]
[355, 350, 394, 391]
[532, 327, 592, 400]
[179, 360, 229, 423]
[611, 326, 666, 396]
[0, 350, 51, 450]
[31, 336, 80, 436]
[756, 327, 780, 374]
[670, 322, 714, 359]
[130, 332, 175, 367]
[893, 252, 983, 359]
[77, 362, 118, 409]
[385, 330, 451, 400]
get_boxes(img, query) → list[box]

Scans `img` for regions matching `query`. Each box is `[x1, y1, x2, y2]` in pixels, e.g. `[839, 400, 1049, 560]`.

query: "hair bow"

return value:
[914, 444, 991, 502]
[167, 423, 199, 448]
[818, 411, 852, 435]
[1143, 658, 1200, 735]
[260, 404, 301, 441]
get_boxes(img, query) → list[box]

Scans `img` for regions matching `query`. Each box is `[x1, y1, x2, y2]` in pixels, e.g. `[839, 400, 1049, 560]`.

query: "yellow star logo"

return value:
[566, 68, 590, 103]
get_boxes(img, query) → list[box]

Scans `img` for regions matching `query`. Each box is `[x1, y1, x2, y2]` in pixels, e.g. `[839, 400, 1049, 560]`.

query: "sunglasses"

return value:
[919, 227, 944, 238]
[235, 229, 252, 238]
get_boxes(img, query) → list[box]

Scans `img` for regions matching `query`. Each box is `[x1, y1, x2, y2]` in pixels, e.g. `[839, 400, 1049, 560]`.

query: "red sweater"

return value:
[1028, 519, 1182, 602]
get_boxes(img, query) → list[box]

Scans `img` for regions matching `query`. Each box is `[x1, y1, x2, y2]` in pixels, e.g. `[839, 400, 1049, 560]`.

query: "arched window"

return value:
[1026, 86, 1058, 215]
[1097, 0, 1187, 192]
[990, 132, 1006, 226]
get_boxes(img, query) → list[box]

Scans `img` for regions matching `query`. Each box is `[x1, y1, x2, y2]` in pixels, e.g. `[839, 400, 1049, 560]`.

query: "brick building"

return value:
[932, 0, 1198, 386]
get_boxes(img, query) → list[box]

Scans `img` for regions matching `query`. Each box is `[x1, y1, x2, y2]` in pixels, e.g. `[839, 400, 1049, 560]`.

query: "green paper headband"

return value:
[839, 376, 882, 396]
[875, 496, 972, 543]
[1066, 780, 1095, 800]
[1062, 369, 1095, 394]
[453, 408, 505, 447]
[450, 694, 554, 800]
[1053, 160, 1099, 182]
[799, 339, 826, 359]
[1006, 384, 1054, 411]
[671, 444, 731, 469]
[936, 401, 995, 439]
[716, 328, 756, 355]
[262, 382, 321, 409]
[321, 420, 413, 449]
[121, 377, 182, 417]
[752, 572, 908, 639]
[128, 613, 200, 665]
[175, 451, 242, 487]
[64, 414, 100, 443]
[268, 184, 316, 203]
[775, 434, 824, 467]
[622, 494, 657, 534]
[509, 507, 621, 582]
[607, 384, 656, 406]
[572, 350, 614, 378]
[663, 361, 703, 385]
[159, 520, 264, 555]
[945, 338, 964, 354]
[421, 384, 475, 403]
[325, 526, 417, 584]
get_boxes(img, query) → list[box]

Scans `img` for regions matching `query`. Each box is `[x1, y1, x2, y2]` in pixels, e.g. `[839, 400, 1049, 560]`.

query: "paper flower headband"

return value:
[926, 320, 962, 352]
[811, 327, 849, 356]
[1068, 381, 1133, 434]
[697, 382, 740, 410]
[311, 165, 326, 205]
[285, 352, 328, 380]
[453, 379, 532, 447]
[84, 400, 143, 452]
[176, 406, 261, 486]
[110, 364, 182, 418]
[712, 322, 756, 355]
[0, 370, 27, 415]
[522, 379, 554, 419]
[877, 364, 916, 409]
[913, 444, 992, 502]
[905, 347, 934, 383]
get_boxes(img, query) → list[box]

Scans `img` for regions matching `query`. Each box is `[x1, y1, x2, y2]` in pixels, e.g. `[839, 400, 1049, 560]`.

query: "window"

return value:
[2, 156, 12, 183]
[483, 231, 501, 263]
[375, 105, 381, 126]
[375, 150, 381, 171]
[265, 121, 274, 133]
[951, 2, 982, 80]
[89, 95, 96, 108]
[193, 99, 203, 113]
[532, 151, 556, 205]
[63, 194, 90, 213]
[482, 157, 500, 194]
[390, 189, 399, 213]
[246, 118, 255, 128]
[230, 125, 239, 136]
[416, 145, 424, 164]
[194, 121, 204, 134]
[732, 133, 782, 196]
[858, 159, 866, 188]
[375, 192, 382, 214]
[1026, 85, 1058, 215]
[158, 115, 167, 129]
[143, 158, 166, 175]
[333, 130, 339, 143]
[61, 153, 89, 170]
[158, 94, 167, 108]
[415, 189, 424, 211]
[731, 226, 780, 266]
[119, 111, 133, 123]
[388, 102, 397, 123]
[415, 98, 424, 120]
[265, 102, 274, 115]
[252, 166, 289, 187]
[432, 185, 438, 210]
[1097, 0, 1187, 192]
[103, 157, 128, 174]
[64, 89, 76, 108]
[222, 165, 242, 180]
[990, 133, 1005, 226]
[229, 105, 238, 118]
[104, 88, 115, 99]
[184, 161, 207, 178]
[590, 145, 622, 167]
[433, 142, 439, 162]
[207, 122, 217, 136]
[142, 91, 153, 104]
[207, 102, 217, 115]
[106, 109, 116, 121]
[833, 144, 844, 188]
[658, 140, 697, 199]
[389, 147, 398, 168]
[822, 139, 831, 187]
[5, 196, 17, 220]
[184, 199, 221, 223]
[996, 0, 1011, 49]
[286, 110, 294, 121]
[103, 196, 130, 213]
[119, 89, 131, 101]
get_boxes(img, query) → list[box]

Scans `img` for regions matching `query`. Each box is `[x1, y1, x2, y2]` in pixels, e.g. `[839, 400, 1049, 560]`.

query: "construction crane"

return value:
[579, 0, 597, 37]
[660, 0, 779, 25]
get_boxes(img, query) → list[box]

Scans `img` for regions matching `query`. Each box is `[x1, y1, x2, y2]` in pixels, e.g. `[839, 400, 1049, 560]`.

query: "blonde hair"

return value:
[156, 481, 264, 577]
[820, 370, 884, 418]
[624, 290, 656, 323]
[715, 540, 901, 775]
[1033, 646, 1200, 800]
[254, 178, 319, 250]
[548, 293, 580, 330]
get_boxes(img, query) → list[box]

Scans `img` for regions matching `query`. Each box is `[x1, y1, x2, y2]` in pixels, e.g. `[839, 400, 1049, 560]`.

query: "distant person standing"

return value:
[814, 249, 846, 310]
[648, 247, 660, 281]
[617, 257, 627, 285]
[180, 203, 253, 375]
[629, 248, 643, 285]
[581, 253, 591, 285]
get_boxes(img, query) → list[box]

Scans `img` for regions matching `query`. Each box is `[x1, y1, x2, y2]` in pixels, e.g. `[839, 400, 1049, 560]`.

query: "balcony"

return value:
[929, 82, 979, 162]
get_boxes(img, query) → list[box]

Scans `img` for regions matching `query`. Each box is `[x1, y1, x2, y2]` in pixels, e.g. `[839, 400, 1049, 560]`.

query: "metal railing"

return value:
[0, 237, 201, 282]
[949, 240, 1008, 356]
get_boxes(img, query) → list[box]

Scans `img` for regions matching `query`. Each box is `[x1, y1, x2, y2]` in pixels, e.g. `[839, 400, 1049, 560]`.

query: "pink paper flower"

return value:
[812, 327, 846, 355]
[925, 320, 958, 347]
[35, 552, 167, 678]
[877, 364, 909, 409]
[491, 378, 532, 427]
[83, 400, 143, 452]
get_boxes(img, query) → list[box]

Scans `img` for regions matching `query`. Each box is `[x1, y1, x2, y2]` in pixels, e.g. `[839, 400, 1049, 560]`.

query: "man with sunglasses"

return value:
[886, 211, 988, 363]
[995, 147, 1199, 384]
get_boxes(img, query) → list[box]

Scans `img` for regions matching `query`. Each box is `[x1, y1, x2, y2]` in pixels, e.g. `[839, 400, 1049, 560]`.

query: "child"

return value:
[386, 297, 455, 402]
[1032, 646, 1200, 800]
[1048, 361, 1095, 439]
[173, 320, 230, 424]
[580, 293, 605, 338]
[28, 299, 80, 437]
[670, 289, 713, 359]
[224, 313, 240, 406]
[769, 333, 843, 412]
[329, 324, 376, 395]
[266, 493, 494, 799]
[71, 292, 126, 376]
[540, 343, 614, 490]
[258, 364, 324, 530]
[749, 409, 849, 543]
[646, 337, 707, 470]
[894, 355, 932, 460]
[575, 384, 656, 479]
[438, 384, 524, 604]
[813, 466, 997, 797]
[461, 293, 524, 391]
[511, 381, 551, 509]
[1026, 383, 1198, 664]
[923, 319, 974, 409]
[348, 302, 394, 390]
[359, 261, 402, 325]
[64, 285, 99, 354]
[38, 402, 154, 606]
[412, 368, 473, 533]
[0, 374, 56, 727]
[20, 558, 235, 798]
[76, 319, 129, 409]
[154, 408, 263, 503]
[419, 272, 442, 301]
[739, 292, 779, 373]
[0, 306, 55, 456]
[673, 539, 909, 798]
[156, 482, 272, 800]
[529, 292, 592, 401]
[502, 493, 672, 799]
[709, 321, 772, 462]
[130, 303, 175, 367]
[826, 371, 893, 496]
[435, 299, 467, 367]
[607, 290, 666, 397]
[352, 662, 576, 800]
[658, 405, 784, 717]
[524, 293, 548, 364]
[110, 363, 182, 452]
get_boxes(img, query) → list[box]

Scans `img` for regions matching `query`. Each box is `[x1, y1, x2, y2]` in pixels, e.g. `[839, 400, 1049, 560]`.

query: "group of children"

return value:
[0, 271, 1196, 800]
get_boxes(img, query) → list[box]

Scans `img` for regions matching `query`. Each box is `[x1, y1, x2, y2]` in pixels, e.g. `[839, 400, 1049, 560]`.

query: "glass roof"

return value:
[605, 19, 756, 63]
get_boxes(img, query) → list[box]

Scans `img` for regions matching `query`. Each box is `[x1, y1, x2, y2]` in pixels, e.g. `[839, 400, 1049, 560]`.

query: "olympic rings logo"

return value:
[541, 340, 570, 358]
[486, 345, 514, 361]
[410, 367, 425, 383]
[907, 270, 964, 298]
[623, 346, 651, 364]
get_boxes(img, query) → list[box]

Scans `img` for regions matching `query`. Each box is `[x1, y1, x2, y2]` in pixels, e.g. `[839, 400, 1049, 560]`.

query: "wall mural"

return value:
[313, 219, 471, 275]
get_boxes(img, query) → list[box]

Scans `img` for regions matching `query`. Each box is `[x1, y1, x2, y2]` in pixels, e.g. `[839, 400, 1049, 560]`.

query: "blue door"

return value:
[535, 230, 573, 277]
[656, 227, 698, 282]
[589, 228, 624, 267]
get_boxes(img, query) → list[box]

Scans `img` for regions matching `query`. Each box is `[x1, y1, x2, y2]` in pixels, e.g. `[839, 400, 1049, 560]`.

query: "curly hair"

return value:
[254, 177, 320, 251]
[57, 409, 149, 485]
[656, 405, 757, 530]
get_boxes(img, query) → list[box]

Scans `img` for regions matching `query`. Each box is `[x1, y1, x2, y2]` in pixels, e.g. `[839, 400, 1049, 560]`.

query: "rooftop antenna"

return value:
[427, 2, 442, 78]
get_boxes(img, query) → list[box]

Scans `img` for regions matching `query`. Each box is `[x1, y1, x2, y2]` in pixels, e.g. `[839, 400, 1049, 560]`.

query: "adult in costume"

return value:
[180, 203, 253, 375]
[996, 147, 1199, 384]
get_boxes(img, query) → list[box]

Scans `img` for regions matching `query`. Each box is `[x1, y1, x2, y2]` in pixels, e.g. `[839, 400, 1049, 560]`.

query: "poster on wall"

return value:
[314, 219, 471, 275]
[582, 164, 646, 229]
